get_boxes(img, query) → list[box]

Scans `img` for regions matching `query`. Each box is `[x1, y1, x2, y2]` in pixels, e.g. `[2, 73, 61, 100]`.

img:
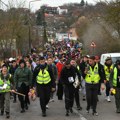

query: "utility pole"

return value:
[28, 0, 41, 53]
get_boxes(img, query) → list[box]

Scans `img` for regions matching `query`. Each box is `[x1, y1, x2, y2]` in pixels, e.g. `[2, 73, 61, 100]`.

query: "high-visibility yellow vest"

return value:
[0, 75, 11, 93]
[77, 65, 80, 71]
[113, 67, 117, 87]
[85, 64, 100, 84]
[104, 65, 113, 81]
[37, 67, 51, 84]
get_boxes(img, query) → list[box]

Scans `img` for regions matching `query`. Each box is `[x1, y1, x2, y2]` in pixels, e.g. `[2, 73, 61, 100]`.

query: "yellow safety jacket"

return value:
[37, 67, 51, 84]
[0, 75, 11, 93]
[112, 67, 117, 87]
[77, 65, 80, 71]
[85, 64, 100, 84]
[104, 65, 113, 81]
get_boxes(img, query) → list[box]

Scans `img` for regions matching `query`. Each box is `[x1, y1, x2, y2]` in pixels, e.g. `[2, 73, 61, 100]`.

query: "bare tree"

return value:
[0, 0, 31, 58]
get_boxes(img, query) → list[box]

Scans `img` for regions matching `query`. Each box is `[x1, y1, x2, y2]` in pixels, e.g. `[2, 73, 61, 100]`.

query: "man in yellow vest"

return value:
[104, 57, 113, 102]
[32, 56, 55, 117]
[110, 61, 120, 113]
[0, 64, 14, 119]
[84, 56, 105, 116]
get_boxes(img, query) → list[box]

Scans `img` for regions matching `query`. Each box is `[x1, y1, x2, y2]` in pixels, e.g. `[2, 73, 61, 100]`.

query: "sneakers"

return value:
[92, 111, 99, 116]
[66, 110, 69, 116]
[1, 110, 4, 116]
[86, 110, 89, 113]
[83, 96, 86, 101]
[25, 104, 28, 110]
[70, 108, 73, 113]
[13, 100, 16, 103]
[20, 109, 25, 113]
[77, 106, 82, 110]
[49, 99, 54, 102]
[116, 109, 120, 113]
[107, 96, 111, 102]
[46, 105, 49, 109]
[42, 111, 46, 117]
[6, 112, 10, 119]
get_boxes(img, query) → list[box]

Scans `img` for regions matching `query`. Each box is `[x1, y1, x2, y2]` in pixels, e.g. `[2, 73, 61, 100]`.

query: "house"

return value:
[56, 32, 77, 41]
[57, 6, 68, 15]
[39, 5, 68, 15]
[44, 6, 58, 14]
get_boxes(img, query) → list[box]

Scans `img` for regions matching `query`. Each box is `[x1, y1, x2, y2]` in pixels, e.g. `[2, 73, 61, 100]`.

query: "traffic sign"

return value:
[90, 41, 96, 47]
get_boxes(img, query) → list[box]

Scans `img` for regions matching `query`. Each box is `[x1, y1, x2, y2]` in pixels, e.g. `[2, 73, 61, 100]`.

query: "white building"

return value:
[57, 6, 68, 15]
[56, 33, 77, 41]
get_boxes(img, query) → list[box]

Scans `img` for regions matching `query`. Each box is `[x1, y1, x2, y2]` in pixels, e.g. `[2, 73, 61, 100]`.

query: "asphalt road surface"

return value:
[0, 91, 120, 120]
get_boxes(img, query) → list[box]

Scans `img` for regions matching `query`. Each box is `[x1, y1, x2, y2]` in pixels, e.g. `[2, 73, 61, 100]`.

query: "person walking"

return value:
[95, 56, 104, 95]
[26, 60, 34, 73]
[110, 61, 120, 113]
[70, 59, 82, 110]
[14, 59, 32, 113]
[84, 56, 105, 115]
[0, 64, 14, 118]
[56, 58, 64, 100]
[47, 57, 57, 102]
[60, 60, 81, 116]
[32, 56, 55, 117]
[80, 55, 89, 101]
[104, 57, 113, 102]
[9, 60, 18, 103]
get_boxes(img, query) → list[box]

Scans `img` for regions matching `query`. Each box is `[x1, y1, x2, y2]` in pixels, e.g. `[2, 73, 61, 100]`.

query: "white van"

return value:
[100, 53, 120, 65]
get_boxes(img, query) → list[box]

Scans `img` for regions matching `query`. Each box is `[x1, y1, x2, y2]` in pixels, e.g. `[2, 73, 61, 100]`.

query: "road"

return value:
[0, 91, 120, 120]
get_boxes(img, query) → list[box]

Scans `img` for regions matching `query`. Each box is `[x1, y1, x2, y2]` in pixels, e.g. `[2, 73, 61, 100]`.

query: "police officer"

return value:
[32, 56, 55, 117]
[110, 61, 120, 113]
[0, 64, 14, 119]
[84, 56, 105, 115]
[104, 57, 113, 102]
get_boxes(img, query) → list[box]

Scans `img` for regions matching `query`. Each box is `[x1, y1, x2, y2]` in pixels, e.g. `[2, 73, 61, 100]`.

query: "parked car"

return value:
[100, 53, 120, 65]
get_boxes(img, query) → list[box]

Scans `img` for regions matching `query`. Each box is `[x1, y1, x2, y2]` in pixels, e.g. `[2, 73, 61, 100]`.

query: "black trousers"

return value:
[64, 85, 75, 111]
[98, 81, 101, 94]
[17, 83, 30, 110]
[37, 83, 51, 112]
[57, 81, 63, 100]
[74, 87, 81, 107]
[86, 83, 99, 112]
[114, 88, 120, 111]
[106, 81, 110, 96]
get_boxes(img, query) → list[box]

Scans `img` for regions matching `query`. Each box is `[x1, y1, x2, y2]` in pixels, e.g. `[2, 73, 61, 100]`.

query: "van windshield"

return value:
[112, 57, 120, 63]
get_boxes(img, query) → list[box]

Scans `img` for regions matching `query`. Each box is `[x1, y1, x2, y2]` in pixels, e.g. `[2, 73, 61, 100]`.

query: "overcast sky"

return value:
[0, 0, 110, 11]
[30, 0, 96, 11]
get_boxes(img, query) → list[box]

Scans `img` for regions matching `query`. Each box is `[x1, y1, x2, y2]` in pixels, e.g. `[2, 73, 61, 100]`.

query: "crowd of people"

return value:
[0, 41, 120, 119]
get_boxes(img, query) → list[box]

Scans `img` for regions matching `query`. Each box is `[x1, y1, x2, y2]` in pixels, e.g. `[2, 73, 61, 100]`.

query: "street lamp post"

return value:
[28, 0, 41, 53]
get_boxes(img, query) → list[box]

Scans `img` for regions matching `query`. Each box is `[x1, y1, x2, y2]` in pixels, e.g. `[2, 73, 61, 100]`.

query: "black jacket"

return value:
[60, 66, 81, 85]
[80, 61, 87, 79]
